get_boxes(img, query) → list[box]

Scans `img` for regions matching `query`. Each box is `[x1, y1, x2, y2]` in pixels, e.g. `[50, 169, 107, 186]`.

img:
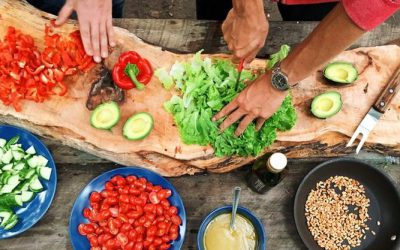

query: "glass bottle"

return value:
[246, 152, 287, 194]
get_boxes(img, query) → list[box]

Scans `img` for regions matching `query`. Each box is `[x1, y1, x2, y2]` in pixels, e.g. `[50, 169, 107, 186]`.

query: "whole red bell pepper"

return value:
[112, 51, 153, 90]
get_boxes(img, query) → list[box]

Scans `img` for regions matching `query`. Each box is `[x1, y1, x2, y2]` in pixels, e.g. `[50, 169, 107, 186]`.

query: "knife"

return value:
[347, 65, 400, 153]
[235, 59, 245, 91]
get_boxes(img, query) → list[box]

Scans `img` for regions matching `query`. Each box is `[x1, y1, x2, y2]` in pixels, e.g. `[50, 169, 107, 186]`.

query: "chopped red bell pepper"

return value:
[112, 51, 153, 90]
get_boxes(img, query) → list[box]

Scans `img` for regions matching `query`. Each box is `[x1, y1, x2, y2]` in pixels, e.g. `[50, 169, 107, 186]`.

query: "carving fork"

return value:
[347, 65, 400, 153]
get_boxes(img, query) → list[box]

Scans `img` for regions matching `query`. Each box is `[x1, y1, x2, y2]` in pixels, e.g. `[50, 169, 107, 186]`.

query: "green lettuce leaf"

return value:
[156, 46, 297, 156]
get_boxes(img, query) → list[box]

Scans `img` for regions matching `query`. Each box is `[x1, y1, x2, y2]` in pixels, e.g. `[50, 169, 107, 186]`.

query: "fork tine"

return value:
[356, 132, 369, 154]
[346, 129, 361, 147]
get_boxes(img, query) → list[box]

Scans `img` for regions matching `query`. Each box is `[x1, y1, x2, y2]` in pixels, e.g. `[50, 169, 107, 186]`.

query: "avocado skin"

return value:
[311, 91, 343, 119]
[323, 62, 358, 85]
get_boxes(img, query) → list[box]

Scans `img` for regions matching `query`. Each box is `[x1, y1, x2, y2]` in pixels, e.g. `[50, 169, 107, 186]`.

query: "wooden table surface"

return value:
[1, 18, 400, 250]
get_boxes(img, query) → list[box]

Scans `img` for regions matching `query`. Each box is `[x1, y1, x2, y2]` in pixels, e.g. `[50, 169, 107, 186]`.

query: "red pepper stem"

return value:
[125, 63, 145, 90]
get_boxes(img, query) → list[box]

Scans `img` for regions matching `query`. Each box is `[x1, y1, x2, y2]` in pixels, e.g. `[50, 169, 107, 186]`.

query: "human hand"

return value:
[212, 72, 287, 136]
[55, 0, 115, 63]
[222, 7, 269, 67]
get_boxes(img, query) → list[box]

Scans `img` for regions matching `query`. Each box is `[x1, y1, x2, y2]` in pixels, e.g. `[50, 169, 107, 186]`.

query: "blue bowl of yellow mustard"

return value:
[197, 205, 267, 250]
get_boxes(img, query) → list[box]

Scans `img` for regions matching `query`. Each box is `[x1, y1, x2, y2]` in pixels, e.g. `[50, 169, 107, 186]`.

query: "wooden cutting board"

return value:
[1, 0, 400, 176]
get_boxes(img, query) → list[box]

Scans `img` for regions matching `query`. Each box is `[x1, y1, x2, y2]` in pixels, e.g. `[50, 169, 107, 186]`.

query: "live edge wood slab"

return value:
[1, 0, 400, 177]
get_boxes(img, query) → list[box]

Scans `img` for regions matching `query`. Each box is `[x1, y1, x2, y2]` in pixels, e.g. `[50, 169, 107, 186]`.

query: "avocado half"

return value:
[323, 62, 358, 85]
[123, 112, 154, 140]
[90, 102, 121, 130]
[311, 91, 342, 119]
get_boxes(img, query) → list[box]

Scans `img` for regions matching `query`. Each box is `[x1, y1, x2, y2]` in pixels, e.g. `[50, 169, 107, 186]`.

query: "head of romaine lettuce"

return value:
[156, 46, 296, 157]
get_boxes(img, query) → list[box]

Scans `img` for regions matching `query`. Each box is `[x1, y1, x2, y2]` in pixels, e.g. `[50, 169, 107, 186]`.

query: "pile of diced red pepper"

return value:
[0, 22, 96, 111]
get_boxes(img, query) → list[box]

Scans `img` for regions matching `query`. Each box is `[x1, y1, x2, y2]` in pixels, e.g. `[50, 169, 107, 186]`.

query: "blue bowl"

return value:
[197, 205, 267, 250]
[69, 167, 186, 250]
[0, 125, 57, 239]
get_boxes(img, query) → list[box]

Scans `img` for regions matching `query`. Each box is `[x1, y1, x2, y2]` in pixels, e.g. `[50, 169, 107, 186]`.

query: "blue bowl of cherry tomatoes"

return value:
[69, 167, 186, 250]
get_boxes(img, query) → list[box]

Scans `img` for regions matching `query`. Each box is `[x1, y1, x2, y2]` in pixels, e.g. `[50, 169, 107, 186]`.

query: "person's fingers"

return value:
[235, 114, 256, 136]
[219, 108, 245, 132]
[256, 117, 266, 131]
[106, 18, 116, 47]
[79, 21, 93, 56]
[55, 2, 74, 26]
[243, 47, 261, 67]
[212, 100, 238, 122]
[90, 22, 101, 63]
[100, 22, 108, 58]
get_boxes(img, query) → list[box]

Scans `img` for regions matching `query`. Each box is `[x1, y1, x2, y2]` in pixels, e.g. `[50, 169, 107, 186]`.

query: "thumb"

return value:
[55, 3, 74, 26]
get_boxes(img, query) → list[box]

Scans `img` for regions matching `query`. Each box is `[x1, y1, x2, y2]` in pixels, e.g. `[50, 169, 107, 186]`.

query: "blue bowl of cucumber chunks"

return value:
[0, 125, 57, 239]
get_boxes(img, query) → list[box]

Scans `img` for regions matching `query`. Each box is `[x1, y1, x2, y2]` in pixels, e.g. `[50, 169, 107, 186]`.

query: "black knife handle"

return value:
[373, 65, 400, 113]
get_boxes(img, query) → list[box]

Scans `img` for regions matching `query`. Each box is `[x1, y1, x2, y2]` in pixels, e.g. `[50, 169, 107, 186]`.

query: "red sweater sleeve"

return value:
[342, 0, 400, 30]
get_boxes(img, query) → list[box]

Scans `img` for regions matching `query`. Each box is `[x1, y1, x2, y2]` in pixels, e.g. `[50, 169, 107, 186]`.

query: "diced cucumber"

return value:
[2, 150, 13, 164]
[2, 164, 13, 171]
[25, 169, 36, 180]
[3, 214, 18, 230]
[10, 144, 22, 151]
[0, 185, 16, 194]
[36, 155, 48, 167]
[38, 167, 52, 181]
[0, 172, 11, 184]
[12, 150, 24, 161]
[0, 211, 13, 227]
[27, 156, 39, 168]
[0, 194, 22, 207]
[25, 146, 36, 155]
[0, 150, 4, 161]
[13, 162, 26, 171]
[14, 180, 31, 193]
[0, 139, 6, 148]
[7, 175, 19, 186]
[4, 136, 19, 149]
[29, 176, 43, 193]
[21, 191, 35, 202]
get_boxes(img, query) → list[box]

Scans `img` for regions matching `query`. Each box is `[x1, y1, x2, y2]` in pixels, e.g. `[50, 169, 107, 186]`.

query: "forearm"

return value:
[232, 0, 264, 16]
[280, 2, 365, 84]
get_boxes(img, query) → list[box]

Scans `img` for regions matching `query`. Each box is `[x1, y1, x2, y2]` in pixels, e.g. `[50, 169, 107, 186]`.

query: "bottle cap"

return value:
[267, 153, 287, 173]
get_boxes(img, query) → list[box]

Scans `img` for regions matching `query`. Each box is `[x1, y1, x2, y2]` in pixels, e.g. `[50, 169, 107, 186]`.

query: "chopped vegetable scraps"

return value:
[0, 23, 96, 111]
[157, 48, 297, 157]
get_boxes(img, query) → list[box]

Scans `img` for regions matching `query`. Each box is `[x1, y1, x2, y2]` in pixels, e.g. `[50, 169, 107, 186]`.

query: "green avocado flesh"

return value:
[90, 102, 121, 130]
[123, 112, 154, 140]
[311, 91, 342, 119]
[323, 62, 358, 84]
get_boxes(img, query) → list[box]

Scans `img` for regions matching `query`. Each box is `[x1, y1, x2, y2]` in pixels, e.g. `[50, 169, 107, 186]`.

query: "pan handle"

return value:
[373, 64, 400, 113]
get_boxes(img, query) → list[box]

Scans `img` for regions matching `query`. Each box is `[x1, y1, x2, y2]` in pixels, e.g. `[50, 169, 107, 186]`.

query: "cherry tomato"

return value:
[78, 224, 87, 236]
[168, 206, 178, 216]
[83, 208, 91, 218]
[128, 229, 138, 241]
[160, 243, 171, 250]
[147, 225, 157, 236]
[171, 215, 182, 226]
[105, 238, 117, 249]
[145, 183, 154, 192]
[152, 186, 162, 192]
[89, 236, 99, 247]
[105, 181, 115, 191]
[153, 238, 162, 246]
[169, 232, 179, 241]
[90, 192, 102, 202]
[121, 223, 132, 233]
[126, 176, 137, 184]
[156, 228, 166, 237]
[162, 235, 170, 243]
[134, 242, 143, 250]
[120, 194, 130, 203]
[170, 224, 179, 233]
[149, 192, 160, 204]
[144, 204, 156, 214]
[160, 199, 170, 207]
[109, 207, 119, 217]
[116, 178, 127, 187]
[124, 241, 134, 250]
[129, 187, 140, 196]
[116, 232, 129, 247]
[157, 190, 168, 200]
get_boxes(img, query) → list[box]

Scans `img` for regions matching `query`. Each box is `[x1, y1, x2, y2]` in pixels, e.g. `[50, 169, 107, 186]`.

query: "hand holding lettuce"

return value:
[156, 46, 296, 157]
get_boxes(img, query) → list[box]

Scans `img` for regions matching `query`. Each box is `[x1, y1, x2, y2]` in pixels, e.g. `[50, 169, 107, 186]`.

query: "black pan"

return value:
[294, 158, 400, 250]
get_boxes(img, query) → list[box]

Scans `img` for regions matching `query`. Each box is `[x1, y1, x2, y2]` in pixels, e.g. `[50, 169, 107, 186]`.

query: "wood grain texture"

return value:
[0, 160, 399, 250]
[1, 1, 400, 177]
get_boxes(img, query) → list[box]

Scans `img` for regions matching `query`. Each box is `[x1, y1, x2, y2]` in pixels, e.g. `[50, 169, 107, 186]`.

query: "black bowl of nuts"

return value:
[294, 158, 400, 250]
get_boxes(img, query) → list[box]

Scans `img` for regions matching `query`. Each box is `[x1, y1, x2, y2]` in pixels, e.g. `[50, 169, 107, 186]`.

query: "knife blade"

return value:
[347, 65, 400, 153]
[235, 59, 245, 91]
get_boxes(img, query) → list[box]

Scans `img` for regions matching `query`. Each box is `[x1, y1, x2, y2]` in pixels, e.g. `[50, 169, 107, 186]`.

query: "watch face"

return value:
[272, 72, 289, 91]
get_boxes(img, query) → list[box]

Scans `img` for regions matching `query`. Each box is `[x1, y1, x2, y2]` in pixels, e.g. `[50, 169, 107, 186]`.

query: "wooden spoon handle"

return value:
[373, 65, 400, 113]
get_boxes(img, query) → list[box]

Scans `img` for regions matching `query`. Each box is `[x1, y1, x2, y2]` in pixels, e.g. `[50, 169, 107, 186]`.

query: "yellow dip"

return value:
[204, 213, 257, 250]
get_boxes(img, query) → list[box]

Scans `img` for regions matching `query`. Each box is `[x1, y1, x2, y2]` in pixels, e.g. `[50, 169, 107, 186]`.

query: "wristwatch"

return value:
[271, 63, 290, 91]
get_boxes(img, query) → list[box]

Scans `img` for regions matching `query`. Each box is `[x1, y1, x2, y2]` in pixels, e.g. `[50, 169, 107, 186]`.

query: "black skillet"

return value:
[294, 158, 400, 250]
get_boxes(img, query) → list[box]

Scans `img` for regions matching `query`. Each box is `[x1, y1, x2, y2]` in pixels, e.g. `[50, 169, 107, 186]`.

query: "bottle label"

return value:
[247, 172, 267, 193]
